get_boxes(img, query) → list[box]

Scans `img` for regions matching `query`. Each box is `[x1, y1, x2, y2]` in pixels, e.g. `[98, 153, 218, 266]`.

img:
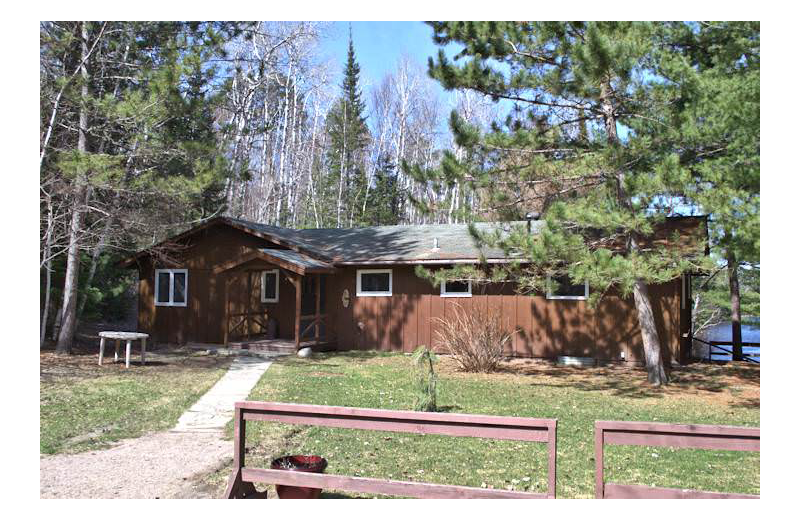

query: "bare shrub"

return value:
[433, 304, 519, 373]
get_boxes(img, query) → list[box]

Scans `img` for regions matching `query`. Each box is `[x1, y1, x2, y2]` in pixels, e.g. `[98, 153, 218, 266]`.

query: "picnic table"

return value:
[98, 331, 149, 368]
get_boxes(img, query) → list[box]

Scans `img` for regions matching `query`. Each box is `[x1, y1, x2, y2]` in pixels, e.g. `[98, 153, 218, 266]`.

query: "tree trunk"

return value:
[41, 194, 56, 347]
[601, 78, 668, 385]
[633, 279, 668, 384]
[727, 247, 743, 361]
[55, 21, 90, 355]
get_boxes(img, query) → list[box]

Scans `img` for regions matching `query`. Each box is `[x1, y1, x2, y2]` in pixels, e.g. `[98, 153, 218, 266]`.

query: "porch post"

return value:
[245, 271, 252, 341]
[294, 275, 302, 350]
[223, 274, 230, 346]
[315, 274, 321, 343]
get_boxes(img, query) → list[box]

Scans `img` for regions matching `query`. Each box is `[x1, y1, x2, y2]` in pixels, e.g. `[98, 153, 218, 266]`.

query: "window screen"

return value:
[154, 269, 188, 306]
[444, 280, 470, 294]
[549, 275, 587, 299]
[173, 272, 186, 304]
[157, 271, 171, 303]
[262, 271, 278, 302]
[360, 272, 390, 292]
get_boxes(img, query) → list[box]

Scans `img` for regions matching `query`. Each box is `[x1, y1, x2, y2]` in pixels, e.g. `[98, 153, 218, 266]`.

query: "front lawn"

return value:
[40, 348, 231, 454]
[206, 352, 759, 499]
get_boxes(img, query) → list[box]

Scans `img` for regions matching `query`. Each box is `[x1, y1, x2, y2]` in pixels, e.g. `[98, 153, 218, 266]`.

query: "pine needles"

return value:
[410, 345, 438, 412]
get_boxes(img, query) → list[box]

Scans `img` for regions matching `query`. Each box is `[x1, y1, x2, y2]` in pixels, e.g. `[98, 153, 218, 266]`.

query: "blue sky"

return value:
[321, 21, 453, 93]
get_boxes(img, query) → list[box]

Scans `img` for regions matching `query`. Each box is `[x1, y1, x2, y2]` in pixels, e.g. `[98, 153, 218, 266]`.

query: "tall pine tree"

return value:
[422, 22, 715, 385]
[646, 22, 759, 361]
[324, 28, 370, 227]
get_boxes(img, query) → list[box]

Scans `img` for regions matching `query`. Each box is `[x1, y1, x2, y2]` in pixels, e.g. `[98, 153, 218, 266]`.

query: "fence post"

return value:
[594, 423, 604, 499]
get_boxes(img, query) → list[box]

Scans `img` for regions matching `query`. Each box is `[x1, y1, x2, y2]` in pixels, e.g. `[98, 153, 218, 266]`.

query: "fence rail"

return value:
[225, 401, 558, 499]
[693, 337, 760, 363]
[594, 420, 760, 499]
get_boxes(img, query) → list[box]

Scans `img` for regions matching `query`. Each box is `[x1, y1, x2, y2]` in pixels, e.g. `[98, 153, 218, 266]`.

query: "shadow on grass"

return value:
[730, 397, 760, 410]
[484, 360, 760, 400]
[273, 350, 399, 369]
[320, 491, 364, 499]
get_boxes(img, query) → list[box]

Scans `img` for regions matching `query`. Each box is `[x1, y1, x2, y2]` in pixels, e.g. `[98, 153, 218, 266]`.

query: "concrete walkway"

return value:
[172, 355, 274, 432]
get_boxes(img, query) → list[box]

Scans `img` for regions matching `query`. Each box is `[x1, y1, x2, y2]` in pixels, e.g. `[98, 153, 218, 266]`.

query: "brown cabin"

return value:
[121, 216, 706, 364]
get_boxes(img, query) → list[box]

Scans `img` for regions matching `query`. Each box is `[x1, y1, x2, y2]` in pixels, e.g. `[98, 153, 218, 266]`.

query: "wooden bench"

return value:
[98, 331, 148, 368]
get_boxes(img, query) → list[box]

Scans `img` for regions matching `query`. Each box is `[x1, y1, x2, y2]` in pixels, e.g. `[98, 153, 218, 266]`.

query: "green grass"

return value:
[40, 349, 230, 454]
[210, 352, 759, 499]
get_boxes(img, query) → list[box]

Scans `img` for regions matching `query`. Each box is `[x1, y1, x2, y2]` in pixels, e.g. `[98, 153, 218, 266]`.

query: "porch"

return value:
[214, 248, 337, 353]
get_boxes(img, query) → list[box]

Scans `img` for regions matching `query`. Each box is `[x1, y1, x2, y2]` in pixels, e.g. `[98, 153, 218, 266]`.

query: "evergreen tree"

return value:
[324, 28, 370, 227]
[362, 153, 404, 226]
[422, 22, 716, 385]
[646, 22, 759, 360]
[40, 21, 248, 352]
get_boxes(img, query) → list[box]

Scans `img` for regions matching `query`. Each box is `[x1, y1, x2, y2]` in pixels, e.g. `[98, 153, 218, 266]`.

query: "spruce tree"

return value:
[422, 22, 715, 385]
[363, 153, 404, 225]
[324, 28, 370, 227]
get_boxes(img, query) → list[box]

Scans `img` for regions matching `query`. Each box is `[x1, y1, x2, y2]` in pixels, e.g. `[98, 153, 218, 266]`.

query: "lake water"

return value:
[697, 319, 760, 362]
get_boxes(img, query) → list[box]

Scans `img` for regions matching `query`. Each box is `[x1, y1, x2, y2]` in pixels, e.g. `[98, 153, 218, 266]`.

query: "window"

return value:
[356, 269, 392, 296]
[155, 269, 188, 307]
[546, 275, 588, 300]
[261, 269, 279, 303]
[440, 279, 472, 298]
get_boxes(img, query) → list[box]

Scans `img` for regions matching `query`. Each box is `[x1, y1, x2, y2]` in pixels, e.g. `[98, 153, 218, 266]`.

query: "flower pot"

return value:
[270, 455, 328, 499]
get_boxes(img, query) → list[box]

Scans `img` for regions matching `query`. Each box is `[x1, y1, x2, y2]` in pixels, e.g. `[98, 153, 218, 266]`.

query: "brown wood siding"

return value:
[335, 266, 681, 362]
[135, 223, 683, 360]
[135, 223, 299, 345]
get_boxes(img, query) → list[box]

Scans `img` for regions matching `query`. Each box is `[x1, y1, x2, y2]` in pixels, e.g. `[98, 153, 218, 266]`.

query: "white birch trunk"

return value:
[56, 22, 91, 354]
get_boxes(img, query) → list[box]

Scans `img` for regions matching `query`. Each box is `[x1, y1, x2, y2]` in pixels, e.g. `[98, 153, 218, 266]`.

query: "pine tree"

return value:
[41, 22, 247, 352]
[422, 22, 716, 385]
[646, 22, 759, 361]
[324, 28, 370, 227]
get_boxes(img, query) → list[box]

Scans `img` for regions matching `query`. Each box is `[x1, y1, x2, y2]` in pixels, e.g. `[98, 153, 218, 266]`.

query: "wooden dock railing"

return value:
[225, 401, 558, 499]
[693, 337, 760, 363]
[594, 420, 760, 499]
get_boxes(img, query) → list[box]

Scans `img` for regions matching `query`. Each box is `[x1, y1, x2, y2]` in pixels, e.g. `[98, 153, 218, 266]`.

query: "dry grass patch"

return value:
[40, 346, 231, 454]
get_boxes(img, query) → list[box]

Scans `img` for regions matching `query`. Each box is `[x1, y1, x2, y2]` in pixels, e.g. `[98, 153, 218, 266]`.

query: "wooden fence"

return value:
[594, 420, 760, 499]
[225, 401, 558, 499]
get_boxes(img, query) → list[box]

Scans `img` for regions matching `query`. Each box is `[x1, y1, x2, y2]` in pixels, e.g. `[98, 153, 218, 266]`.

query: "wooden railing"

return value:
[594, 420, 760, 499]
[226, 310, 271, 342]
[225, 401, 558, 499]
[693, 337, 760, 363]
[299, 313, 328, 342]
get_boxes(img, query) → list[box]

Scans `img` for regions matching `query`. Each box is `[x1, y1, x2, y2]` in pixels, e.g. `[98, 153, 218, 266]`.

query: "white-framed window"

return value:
[546, 275, 588, 300]
[155, 269, 188, 307]
[356, 269, 392, 297]
[440, 279, 472, 298]
[261, 269, 279, 303]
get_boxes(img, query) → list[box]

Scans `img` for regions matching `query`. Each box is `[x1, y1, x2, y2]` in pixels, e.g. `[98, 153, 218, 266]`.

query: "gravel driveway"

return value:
[40, 355, 277, 499]
[40, 431, 232, 499]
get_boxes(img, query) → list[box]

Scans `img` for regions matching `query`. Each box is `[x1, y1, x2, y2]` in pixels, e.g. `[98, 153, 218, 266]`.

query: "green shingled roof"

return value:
[229, 218, 540, 264]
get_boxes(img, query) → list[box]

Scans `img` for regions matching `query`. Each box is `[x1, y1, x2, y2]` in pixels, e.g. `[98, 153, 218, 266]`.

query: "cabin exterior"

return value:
[122, 216, 706, 365]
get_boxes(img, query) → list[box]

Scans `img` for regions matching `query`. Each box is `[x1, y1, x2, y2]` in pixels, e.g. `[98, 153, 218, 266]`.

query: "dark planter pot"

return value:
[270, 455, 328, 499]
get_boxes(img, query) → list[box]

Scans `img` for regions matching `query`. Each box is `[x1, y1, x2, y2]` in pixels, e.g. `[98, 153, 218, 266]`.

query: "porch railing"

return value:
[225, 401, 558, 499]
[225, 310, 271, 343]
[299, 313, 329, 343]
